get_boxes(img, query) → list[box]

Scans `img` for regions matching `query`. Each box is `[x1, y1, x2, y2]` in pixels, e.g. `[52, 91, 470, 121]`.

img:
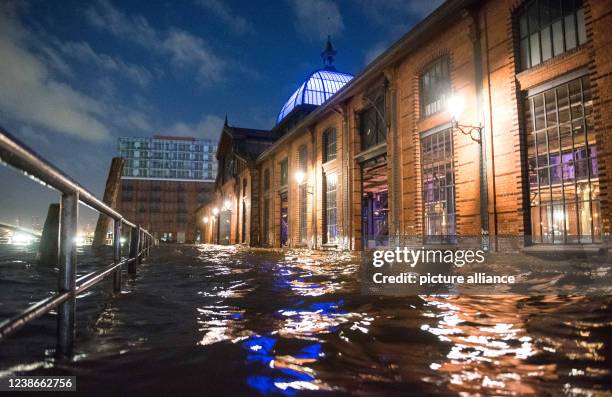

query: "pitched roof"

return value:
[218, 124, 277, 162]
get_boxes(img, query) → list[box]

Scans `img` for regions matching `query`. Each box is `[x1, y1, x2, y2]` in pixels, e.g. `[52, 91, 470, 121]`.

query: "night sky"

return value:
[0, 0, 442, 230]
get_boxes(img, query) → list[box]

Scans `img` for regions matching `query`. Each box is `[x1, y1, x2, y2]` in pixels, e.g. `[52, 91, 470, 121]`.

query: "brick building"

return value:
[118, 135, 216, 243]
[199, 0, 611, 251]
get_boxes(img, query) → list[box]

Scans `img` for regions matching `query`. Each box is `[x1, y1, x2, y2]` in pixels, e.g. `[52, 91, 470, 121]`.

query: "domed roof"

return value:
[276, 69, 354, 124]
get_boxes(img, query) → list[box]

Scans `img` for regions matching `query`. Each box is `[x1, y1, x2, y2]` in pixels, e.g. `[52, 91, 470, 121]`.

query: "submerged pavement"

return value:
[0, 244, 611, 396]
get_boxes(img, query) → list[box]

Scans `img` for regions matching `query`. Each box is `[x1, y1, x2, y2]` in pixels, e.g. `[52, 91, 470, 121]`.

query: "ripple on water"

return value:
[0, 244, 610, 396]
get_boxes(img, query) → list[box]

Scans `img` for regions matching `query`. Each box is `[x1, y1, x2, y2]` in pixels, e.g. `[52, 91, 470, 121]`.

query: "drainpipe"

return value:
[469, 7, 490, 251]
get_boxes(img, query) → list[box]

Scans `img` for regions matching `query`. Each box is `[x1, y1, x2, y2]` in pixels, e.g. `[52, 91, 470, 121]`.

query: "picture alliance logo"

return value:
[372, 247, 487, 268]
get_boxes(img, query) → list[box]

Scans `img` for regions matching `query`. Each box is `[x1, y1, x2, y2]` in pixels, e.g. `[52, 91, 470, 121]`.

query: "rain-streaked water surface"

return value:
[0, 244, 611, 396]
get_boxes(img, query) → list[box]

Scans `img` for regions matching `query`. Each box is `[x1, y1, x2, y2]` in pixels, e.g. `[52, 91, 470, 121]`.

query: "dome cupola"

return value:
[276, 37, 353, 125]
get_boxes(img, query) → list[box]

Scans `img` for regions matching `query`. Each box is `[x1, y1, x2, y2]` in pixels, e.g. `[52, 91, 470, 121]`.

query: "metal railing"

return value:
[0, 127, 157, 356]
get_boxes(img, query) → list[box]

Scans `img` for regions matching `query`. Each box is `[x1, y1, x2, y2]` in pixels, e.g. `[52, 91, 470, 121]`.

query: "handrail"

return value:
[0, 127, 150, 237]
[0, 126, 157, 355]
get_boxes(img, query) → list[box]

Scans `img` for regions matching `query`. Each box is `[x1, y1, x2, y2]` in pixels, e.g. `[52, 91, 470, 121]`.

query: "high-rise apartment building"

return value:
[119, 135, 217, 181]
[117, 135, 217, 243]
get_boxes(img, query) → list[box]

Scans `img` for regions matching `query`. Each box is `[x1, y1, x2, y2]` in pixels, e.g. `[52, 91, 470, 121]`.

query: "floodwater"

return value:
[0, 244, 611, 396]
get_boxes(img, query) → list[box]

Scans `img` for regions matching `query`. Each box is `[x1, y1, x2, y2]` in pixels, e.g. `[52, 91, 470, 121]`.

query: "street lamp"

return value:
[294, 170, 314, 195]
[212, 207, 220, 244]
[447, 94, 489, 251]
[448, 95, 482, 143]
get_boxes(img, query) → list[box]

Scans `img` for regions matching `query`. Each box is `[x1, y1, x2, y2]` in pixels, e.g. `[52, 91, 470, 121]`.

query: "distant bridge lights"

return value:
[10, 232, 35, 245]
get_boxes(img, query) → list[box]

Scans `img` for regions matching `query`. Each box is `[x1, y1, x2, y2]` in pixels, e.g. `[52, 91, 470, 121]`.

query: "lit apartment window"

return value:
[420, 57, 450, 118]
[421, 127, 455, 240]
[525, 75, 599, 243]
[518, 0, 586, 71]
[324, 173, 338, 243]
[323, 128, 337, 162]
[359, 97, 386, 150]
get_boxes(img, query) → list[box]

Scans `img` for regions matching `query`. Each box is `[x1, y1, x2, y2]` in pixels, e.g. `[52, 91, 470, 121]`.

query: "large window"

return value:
[298, 145, 308, 243]
[324, 173, 338, 243]
[280, 158, 288, 187]
[263, 198, 270, 245]
[525, 75, 599, 243]
[263, 169, 270, 191]
[359, 97, 386, 151]
[323, 128, 337, 162]
[241, 178, 247, 243]
[518, 0, 586, 71]
[421, 127, 456, 240]
[222, 156, 234, 184]
[420, 57, 450, 118]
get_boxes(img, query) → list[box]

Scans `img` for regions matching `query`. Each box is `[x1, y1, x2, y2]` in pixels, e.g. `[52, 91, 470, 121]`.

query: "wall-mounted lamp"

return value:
[203, 217, 209, 224]
[447, 94, 488, 251]
[294, 170, 313, 195]
[448, 94, 481, 143]
[212, 207, 219, 216]
[294, 170, 305, 185]
[223, 199, 232, 211]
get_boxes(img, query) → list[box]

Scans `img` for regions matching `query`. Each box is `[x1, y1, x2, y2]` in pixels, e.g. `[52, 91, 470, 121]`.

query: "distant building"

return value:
[117, 135, 217, 243]
[119, 135, 217, 181]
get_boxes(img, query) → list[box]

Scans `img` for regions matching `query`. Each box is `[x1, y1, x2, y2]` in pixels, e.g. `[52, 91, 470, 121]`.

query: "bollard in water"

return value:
[113, 219, 122, 292]
[38, 203, 60, 266]
[92, 157, 125, 247]
[57, 192, 78, 357]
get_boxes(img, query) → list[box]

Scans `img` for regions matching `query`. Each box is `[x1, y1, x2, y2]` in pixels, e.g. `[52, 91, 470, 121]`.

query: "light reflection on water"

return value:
[0, 244, 610, 396]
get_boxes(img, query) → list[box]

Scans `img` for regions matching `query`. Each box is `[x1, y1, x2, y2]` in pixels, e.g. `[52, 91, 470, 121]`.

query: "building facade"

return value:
[199, 0, 612, 252]
[118, 135, 217, 243]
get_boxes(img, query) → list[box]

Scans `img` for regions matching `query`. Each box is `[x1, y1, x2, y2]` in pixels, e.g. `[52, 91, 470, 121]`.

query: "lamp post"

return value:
[448, 95, 489, 251]
[212, 207, 220, 245]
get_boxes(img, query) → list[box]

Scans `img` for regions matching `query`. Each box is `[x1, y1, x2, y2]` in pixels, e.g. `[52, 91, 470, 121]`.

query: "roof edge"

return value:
[257, 0, 475, 163]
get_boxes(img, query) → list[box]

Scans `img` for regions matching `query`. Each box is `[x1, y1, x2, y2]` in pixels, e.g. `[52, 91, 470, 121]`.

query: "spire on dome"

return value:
[321, 36, 337, 70]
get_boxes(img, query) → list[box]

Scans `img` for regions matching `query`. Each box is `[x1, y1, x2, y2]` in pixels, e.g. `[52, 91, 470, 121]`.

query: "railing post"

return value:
[57, 191, 78, 357]
[128, 226, 140, 275]
[113, 219, 122, 292]
[139, 228, 144, 259]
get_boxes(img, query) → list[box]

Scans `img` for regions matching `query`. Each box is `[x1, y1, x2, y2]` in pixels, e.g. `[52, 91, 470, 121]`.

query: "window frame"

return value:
[359, 97, 386, 151]
[323, 128, 337, 163]
[420, 125, 456, 242]
[324, 173, 338, 244]
[524, 74, 600, 244]
[279, 158, 289, 187]
[419, 56, 450, 119]
[516, 0, 587, 71]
